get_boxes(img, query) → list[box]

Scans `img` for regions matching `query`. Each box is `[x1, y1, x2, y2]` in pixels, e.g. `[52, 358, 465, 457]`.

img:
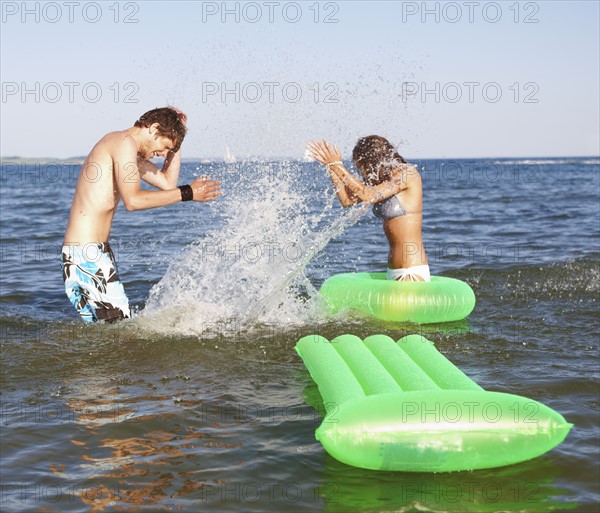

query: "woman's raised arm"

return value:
[307, 140, 412, 205]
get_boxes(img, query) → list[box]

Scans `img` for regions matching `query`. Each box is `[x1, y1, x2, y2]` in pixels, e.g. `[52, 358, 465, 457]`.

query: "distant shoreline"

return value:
[1, 158, 86, 165]
[1, 155, 599, 165]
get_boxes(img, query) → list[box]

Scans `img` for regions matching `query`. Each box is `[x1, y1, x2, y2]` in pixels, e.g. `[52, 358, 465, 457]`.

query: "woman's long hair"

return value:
[352, 135, 406, 185]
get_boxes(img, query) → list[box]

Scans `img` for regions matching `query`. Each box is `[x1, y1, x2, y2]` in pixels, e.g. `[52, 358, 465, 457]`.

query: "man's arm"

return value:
[114, 137, 220, 210]
[139, 105, 186, 190]
[138, 150, 181, 190]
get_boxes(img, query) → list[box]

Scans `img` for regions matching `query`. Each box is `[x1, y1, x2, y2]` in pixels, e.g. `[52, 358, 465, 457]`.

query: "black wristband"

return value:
[178, 184, 193, 202]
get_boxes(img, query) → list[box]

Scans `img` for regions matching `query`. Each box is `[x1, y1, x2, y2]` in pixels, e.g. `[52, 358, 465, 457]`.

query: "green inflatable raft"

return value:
[295, 334, 572, 472]
[319, 273, 476, 324]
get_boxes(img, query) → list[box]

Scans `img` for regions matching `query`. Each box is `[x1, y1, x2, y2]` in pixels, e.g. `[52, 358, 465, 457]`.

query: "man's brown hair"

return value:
[134, 107, 187, 152]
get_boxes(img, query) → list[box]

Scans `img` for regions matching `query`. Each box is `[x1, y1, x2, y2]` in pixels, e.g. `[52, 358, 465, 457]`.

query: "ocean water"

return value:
[0, 157, 598, 512]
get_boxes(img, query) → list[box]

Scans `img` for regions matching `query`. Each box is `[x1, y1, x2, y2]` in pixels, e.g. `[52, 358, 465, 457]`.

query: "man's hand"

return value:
[163, 107, 186, 166]
[169, 105, 187, 126]
[191, 176, 221, 202]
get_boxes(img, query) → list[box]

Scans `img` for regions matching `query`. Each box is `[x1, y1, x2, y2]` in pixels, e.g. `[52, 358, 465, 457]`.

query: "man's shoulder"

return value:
[101, 130, 136, 149]
[87, 131, 137, 167]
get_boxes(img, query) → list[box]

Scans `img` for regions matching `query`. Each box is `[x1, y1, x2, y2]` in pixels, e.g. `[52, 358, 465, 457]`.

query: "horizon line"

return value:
[2, 154, 599, 164]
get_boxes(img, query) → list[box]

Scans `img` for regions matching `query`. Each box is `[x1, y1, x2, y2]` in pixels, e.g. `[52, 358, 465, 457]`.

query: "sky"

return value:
[1, 0, 599, 159]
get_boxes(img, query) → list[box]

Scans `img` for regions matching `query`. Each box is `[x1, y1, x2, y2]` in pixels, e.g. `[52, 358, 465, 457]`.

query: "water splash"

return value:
[139, 161, 365, 336]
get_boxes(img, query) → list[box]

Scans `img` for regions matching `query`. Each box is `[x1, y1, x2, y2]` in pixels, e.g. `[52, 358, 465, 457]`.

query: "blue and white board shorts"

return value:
[60, 242, 131, 323]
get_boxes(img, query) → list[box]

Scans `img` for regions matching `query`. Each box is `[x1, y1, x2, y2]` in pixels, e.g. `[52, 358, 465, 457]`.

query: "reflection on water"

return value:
[74, 420, 243, 511]
[319, 457, 578, 513]
[0, 311, 589, 512]
[62, 390, 252, 511]
[47, 385, 579, 513]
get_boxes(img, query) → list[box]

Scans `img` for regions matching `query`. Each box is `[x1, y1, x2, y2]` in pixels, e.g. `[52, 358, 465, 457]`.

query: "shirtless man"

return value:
[61, 107, 221, 322]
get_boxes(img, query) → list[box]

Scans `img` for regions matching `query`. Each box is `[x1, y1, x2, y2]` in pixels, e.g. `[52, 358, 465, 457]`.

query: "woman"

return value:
[307, 136, 429, 282]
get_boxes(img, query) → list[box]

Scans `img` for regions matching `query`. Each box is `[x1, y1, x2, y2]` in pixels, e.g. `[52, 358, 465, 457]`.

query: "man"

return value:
[61, 107, 221, 322]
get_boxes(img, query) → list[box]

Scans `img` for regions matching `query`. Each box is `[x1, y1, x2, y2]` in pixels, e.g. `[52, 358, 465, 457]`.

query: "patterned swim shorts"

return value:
[60, 242, 131, 323]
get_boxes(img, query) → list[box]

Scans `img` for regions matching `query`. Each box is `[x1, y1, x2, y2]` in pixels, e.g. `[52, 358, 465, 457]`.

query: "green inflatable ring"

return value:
[295, 334, 572, 472]
[320, 272, 476, 324]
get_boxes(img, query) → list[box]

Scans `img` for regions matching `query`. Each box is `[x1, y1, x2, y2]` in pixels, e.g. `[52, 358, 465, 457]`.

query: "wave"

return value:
[488, 158, 600, 166]
[465, 256, 600, 300]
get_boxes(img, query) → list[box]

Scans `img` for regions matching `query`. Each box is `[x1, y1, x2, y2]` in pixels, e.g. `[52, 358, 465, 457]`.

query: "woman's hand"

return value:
[307, 140, 342, 165]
